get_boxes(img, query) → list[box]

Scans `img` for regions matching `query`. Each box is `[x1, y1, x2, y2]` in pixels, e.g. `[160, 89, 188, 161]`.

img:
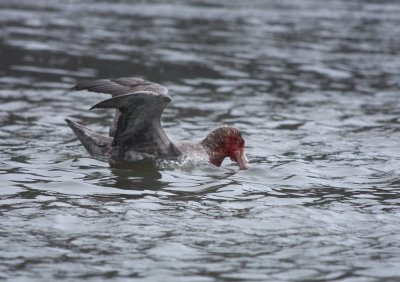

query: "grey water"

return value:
[1, 0, 400, 281]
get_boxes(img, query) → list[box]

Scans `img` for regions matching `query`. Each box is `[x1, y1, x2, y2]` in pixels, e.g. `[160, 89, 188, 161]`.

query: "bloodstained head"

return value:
[201, 126, 249, 170]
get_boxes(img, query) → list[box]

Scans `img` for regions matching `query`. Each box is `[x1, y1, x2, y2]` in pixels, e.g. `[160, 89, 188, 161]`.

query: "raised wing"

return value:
[72, 77, 168, 96]
[90, 90, 180, 157]
[72, 77, 168, 137]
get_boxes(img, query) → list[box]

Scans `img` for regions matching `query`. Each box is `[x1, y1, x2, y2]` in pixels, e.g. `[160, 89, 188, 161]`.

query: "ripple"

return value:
[1, 0, 400, 281]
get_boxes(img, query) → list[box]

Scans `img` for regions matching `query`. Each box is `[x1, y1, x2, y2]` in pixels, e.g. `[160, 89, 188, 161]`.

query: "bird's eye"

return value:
[235, 139, 244, 147]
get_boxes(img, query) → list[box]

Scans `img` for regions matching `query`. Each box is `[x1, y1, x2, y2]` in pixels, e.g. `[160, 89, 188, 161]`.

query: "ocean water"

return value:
[1, 0, 400, 281]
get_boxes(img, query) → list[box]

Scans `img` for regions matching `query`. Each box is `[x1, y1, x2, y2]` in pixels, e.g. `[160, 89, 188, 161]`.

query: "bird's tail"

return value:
[65, 118, 112, 156]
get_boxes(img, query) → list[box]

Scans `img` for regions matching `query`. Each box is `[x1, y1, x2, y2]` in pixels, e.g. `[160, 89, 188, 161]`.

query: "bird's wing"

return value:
[72, 77, 168, 137]
[90, 90, 180, 157]
[72, 77, 168, 96]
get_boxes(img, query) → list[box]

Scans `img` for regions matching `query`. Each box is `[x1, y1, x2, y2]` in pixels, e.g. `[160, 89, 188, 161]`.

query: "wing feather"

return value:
[90, 90, 179, 156]
[72, 77, 168, 96]
[73, 77, 169, 138]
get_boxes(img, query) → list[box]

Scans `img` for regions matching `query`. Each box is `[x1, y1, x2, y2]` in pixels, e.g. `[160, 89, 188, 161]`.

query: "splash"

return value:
[155, 152, 210, 171]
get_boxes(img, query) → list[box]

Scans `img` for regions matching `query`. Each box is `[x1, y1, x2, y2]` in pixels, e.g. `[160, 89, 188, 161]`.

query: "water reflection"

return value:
[103, 161, 164, 190]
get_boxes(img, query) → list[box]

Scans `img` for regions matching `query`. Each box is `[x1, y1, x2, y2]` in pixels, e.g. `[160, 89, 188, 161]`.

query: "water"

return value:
[1, 0, 400, 281]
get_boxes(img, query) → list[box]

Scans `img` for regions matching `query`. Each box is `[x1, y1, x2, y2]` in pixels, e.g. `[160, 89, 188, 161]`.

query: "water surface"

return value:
[1, 0, 400, 281]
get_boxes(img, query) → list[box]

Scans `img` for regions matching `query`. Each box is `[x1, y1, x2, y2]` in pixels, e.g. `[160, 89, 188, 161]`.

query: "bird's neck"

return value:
[208, 153, 225, 167]
[200, 137, 226, 167]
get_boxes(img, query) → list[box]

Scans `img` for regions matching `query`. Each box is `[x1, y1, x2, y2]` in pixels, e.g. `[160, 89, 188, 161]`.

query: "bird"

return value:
[65, 77, 249, 170]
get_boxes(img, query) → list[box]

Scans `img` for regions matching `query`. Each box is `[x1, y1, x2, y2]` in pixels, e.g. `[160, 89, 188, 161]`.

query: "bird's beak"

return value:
[233, 149, 249, 170]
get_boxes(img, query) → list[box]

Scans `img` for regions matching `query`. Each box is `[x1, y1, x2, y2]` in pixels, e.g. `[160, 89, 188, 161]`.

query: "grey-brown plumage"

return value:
[66, 77, 249, 169]
[72, 77, 168, 137]
[200, 127, 241, 155]
[65, 118, 112, 156]
[71, 77, 168, 96]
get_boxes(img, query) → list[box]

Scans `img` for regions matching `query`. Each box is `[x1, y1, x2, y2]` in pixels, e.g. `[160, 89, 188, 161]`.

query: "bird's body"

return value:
[66, 77, 249, 169]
